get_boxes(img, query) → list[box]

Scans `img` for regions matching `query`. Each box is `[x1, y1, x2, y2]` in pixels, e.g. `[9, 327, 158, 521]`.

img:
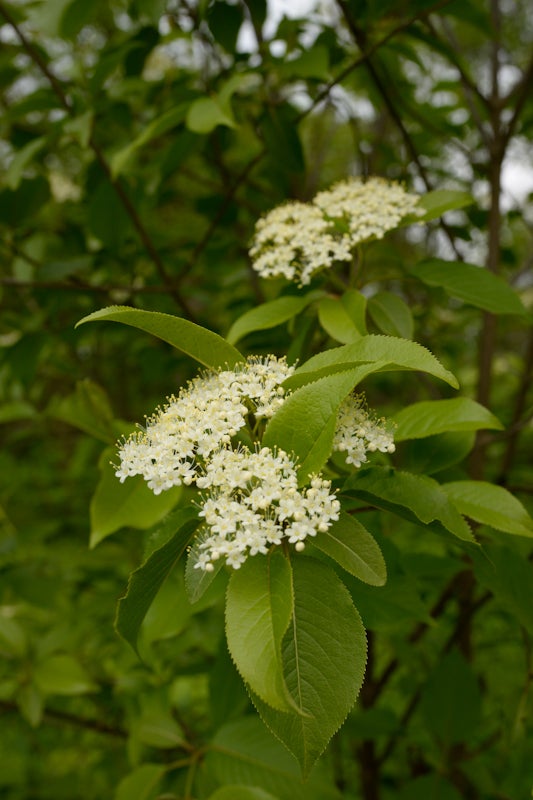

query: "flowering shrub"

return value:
[77, 177, 530, 781]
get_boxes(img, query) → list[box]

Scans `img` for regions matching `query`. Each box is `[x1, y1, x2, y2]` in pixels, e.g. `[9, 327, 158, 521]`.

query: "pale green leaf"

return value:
[290, 335, 458, 388]
[76, 306, 244, 369]
[264, 367, 377, 482]
[393, 398, 503, 441]
[227, 292, 323, 345]
[185, 538, 226, 603]
[226, 551, 295, 712]
[134, 710, 185, 749]
[317, 292, 365, 344]
[115, 507, 201, 654]
[186, 97, 236, 134]
[33, 655, 97, 696]
[252, 557, 367, 776]
[414, 189, 473, 222]
[344, 467, 475, 542]
[90, 450, 182, 547]
[5, 137, 46, 190]
[367, 292, 413, 339]
[410, 259, 528, 316]
[443, 481, 533, 537]
[312, 511, 386, 586]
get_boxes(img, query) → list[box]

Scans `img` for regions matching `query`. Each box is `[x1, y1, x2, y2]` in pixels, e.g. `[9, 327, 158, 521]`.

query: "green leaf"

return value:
[186, 96, 235, 134]
[47, 379, 118, 443]
[76, 306, 244, 369]
[393, 398, 503, 441]
[401, 431, 476, 475]
[187, 73, 258, 134]
[264, 366, 377, 483]
[317, 291, 366, 344]
[414, 189, 473, 222]
[5, 137, 47, 190]
[252, 557, 367, 777]
[140, 568, 192, 647]
[207, 787, 279, 800]
[90, 450, 182, 548]
[0, 617, 27, 657]
[367, 292, 414, 339]
[205, 717, 340, 800]
[185, 538, 226, 603]
[290, 335, 458, 389]
[226, 292, 323, 345]
[115, 764, 166, 800]
[311, 511, 386, 586]
[134, 710, 185, 749]
[471, 546, 533, 635]
[33, 655, 97, 696]
[443, 481, 533, 537]
[115, 507, 201, 654]
[110, 104, 189, 177]
[410, 259, 528, 316]
[420, 650, 481, 745]
[17, 685, 43, 728]
[343, 467, 475, 542]
[226, 551, 295, 712]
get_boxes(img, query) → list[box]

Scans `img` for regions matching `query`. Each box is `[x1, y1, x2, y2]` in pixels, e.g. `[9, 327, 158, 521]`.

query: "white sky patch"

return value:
[238, 0, 319, 50]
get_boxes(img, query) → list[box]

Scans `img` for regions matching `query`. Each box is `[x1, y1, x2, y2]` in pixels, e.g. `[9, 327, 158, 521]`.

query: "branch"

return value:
[0, 699, 127, 738]
[497, 329, 533, 484]
[335, 0, 464, 261]
[178, 1, 459, 274]
[0, 1, 196, 321]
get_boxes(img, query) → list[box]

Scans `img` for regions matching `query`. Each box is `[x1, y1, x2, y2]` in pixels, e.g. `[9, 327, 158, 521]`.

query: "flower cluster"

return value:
[195, 447, 340, 571]
[115, 358, 395, 571]
[333, 394, 396, 468]
[115, 356, 294, 495]
[249, 202, 352, 286]
[250, 177, 422, 285]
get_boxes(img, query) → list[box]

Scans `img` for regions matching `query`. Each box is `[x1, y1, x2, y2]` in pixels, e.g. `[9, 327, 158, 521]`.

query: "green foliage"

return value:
[1, 0, 533, 797]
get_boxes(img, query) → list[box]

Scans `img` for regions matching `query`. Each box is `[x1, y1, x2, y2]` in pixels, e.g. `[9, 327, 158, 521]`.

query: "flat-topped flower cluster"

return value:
[250, 177, 422, 285]
[115, 356, 394, 571]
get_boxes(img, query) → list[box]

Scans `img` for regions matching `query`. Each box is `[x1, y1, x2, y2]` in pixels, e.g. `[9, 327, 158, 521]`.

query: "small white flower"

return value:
[333, 394, 395, 468]
[115, 356, 294, 492]
[194, 446, 339, 571]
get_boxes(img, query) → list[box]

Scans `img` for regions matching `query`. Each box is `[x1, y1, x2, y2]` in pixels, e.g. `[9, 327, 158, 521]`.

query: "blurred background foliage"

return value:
[0, 0, 532, 797]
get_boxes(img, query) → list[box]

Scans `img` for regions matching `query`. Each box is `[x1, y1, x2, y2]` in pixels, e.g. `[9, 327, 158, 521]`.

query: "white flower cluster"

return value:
[250, 177, 421, 285]
[333, 394, 396, 468]
[195, 447, 340, 571]
[115, 356, 294, 495]
[115, 356, 396, 571]
[249, 202, 352, 286]
[314, 177, 422, 245]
